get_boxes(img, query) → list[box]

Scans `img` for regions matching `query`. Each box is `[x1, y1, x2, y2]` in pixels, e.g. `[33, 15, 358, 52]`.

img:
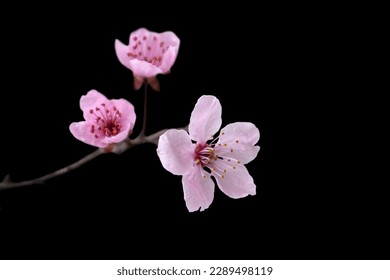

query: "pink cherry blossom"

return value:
[69, 90, 136, 148]
[157, 95, 260, 212]
[115, 28, 180, 90]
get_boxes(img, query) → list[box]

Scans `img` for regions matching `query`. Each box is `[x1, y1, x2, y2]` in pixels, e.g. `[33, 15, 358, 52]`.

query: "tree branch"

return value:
[0, 127, 178, 191]
[0, 149, 104, 191]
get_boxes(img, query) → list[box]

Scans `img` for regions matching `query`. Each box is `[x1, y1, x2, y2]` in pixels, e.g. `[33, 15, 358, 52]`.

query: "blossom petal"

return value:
[182, 169, 215, 212]
[157, 129, 194, 176]
[114, 39, 131, 69]
[218, 122, 260, 164]
[158, 31, 180, 73]
[69, 121, 108, 148]
[80, 90, 108, 121]
[159, 46, 179, 74]
[159, 31, 180, 48]
[189, 95, 222, 143]
[127, 60, 163, 77]
[112, 98, 136, 131]
[129, 28, 179, 50]
[214, 165, 256, 199]
[100, 130, 129, 147]
[129, 28, 153, 43]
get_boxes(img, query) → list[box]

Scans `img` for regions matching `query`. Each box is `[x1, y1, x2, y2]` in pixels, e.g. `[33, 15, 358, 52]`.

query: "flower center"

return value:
[194, 143, 218, 167]
[89, 103, 122, 138]
[194, 132, 241, 179]
[126, 35, 169, 67]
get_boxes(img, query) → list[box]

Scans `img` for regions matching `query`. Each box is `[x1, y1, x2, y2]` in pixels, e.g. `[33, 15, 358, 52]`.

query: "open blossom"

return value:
[115, 28, 180, 90]
[69, 90, 136, 148]
[157, 95, 260, 212]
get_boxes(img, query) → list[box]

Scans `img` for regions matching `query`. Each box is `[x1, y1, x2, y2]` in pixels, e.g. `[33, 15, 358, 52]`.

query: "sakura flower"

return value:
[69, 90, 136, 148]
[115, 28, 180, 91]
[157, 95, 260, 212]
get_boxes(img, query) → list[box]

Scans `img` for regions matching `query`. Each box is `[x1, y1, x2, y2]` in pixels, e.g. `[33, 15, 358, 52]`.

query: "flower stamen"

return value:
[89, 104, 122, 138]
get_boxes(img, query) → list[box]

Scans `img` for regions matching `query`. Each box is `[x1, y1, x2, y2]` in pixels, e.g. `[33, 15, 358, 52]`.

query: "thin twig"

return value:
[139, 83, 148, 137]
[0, 127, 181, 191]
[0, 149, 103, 191]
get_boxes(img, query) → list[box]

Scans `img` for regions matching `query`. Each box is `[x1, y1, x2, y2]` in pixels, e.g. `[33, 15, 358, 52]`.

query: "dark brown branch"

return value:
[0, 128, 176, 191]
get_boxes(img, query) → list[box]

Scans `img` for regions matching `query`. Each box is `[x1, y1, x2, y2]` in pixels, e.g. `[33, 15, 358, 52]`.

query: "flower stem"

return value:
[139, 83, 148, 137]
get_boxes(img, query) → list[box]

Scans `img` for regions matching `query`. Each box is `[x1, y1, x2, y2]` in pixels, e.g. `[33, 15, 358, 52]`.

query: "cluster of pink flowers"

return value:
[69, 28, 260, 212]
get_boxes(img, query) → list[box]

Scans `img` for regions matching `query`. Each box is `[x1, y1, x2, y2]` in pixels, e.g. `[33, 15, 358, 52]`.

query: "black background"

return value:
[0, 4, 387, 259]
